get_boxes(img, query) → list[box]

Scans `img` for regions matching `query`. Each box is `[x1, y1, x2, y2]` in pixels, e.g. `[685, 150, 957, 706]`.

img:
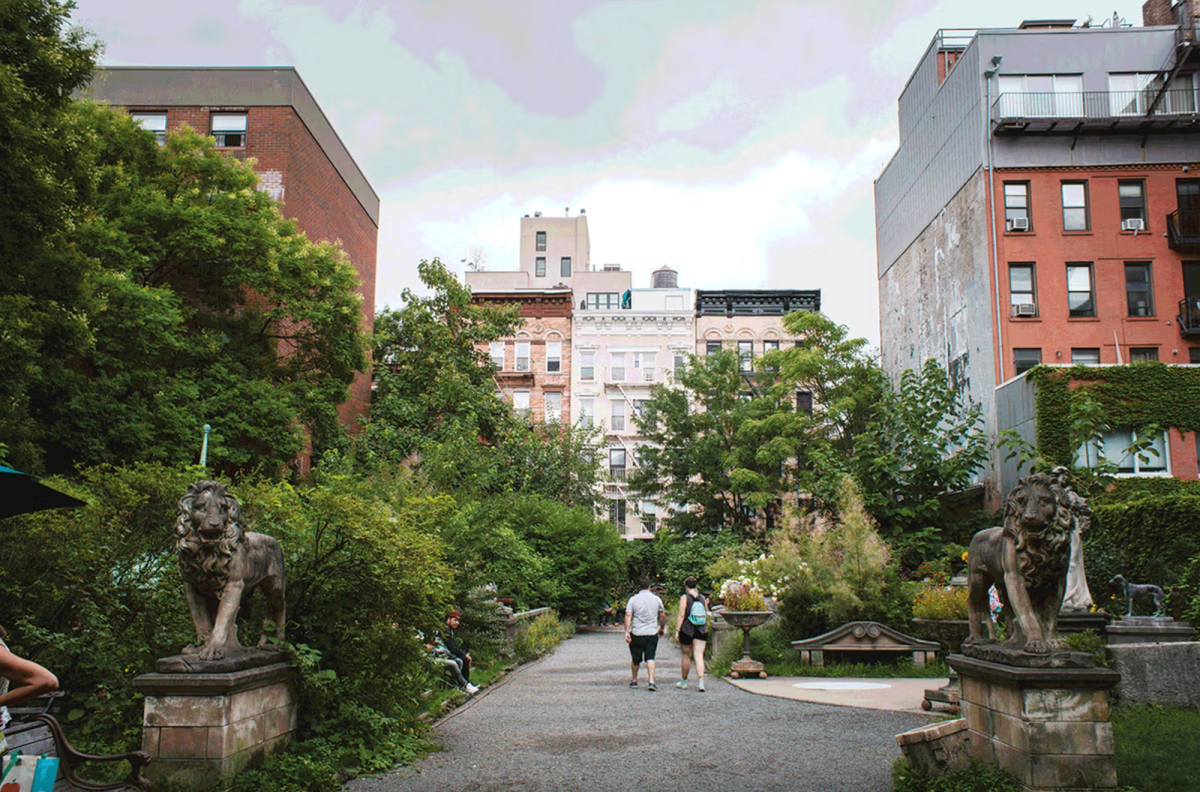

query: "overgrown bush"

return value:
[892, 758, 1022, 792]
[1085, 494, 1200, 600]
[513, 611, 573, 661]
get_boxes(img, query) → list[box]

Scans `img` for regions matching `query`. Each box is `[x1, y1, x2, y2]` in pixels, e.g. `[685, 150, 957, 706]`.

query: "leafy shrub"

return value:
[453, 586, 508, 663]
[513, 611, 573, 661]
[913, 585, 968, 620]
[892, 758, 1022, 792]
[659, 529, 742, 597]
[1062, 629, 1110, 668]
[1085, 495, 1200, 599]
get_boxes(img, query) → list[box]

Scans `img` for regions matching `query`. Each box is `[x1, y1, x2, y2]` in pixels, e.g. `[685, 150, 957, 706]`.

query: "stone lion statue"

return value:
[176, 481, 286, 661]
[965, 468, 1073, 654]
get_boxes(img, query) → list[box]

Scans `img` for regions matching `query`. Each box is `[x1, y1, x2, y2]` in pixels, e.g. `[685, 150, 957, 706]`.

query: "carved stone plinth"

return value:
[949, 654, 1119, 791]
[1105, 616, 1194, 645]
[1056, 610, 1112, 636]
[133, 660, 298, 790]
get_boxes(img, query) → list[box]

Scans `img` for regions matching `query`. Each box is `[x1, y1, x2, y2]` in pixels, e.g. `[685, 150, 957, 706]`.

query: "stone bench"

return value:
[790, 621, 941, 667]
[3, 714, 152, 791]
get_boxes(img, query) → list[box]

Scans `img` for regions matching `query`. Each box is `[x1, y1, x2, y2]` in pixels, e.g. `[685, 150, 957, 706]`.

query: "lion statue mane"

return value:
[176, 481, 286, 661]
[964, 467, 1074, 655]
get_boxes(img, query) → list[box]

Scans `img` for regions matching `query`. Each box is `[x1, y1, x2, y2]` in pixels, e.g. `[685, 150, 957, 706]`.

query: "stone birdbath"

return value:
[722, 610, 771, 678]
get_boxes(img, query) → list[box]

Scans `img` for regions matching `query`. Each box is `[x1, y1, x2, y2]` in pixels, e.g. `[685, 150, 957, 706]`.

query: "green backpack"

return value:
[687, 594, 708, 626]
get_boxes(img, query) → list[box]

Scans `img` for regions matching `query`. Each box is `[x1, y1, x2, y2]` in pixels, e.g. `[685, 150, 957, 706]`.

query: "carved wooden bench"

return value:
[4, 709, 152, 791]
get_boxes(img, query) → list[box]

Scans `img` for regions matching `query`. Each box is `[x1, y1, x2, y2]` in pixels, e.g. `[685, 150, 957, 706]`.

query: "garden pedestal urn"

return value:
[721, 610, 771, 679]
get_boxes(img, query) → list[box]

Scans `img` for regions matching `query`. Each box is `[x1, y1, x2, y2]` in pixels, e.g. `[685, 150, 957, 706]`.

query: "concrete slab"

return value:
[726, 676, 948, 714]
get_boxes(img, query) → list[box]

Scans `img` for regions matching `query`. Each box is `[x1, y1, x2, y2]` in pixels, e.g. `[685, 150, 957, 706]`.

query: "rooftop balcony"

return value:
[1167, 209, 1200, 253]
[991, 89, 1200, 135]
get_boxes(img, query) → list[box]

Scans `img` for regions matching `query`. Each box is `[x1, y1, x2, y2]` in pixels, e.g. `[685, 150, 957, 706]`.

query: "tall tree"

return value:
[0, 0, 100, 469]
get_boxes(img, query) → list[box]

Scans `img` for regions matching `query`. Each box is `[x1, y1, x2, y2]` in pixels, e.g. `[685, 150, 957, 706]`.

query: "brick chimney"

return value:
[1144, 0, 1180, 27]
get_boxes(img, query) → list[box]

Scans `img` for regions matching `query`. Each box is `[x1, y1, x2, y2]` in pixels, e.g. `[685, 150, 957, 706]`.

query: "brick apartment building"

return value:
[875, 5, 1200, 496]
[84, 67, 380, 442]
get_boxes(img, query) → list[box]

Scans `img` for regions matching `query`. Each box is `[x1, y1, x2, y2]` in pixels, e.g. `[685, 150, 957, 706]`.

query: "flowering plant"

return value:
[911, 581, 969, 620]
[721, 579, 768, 611]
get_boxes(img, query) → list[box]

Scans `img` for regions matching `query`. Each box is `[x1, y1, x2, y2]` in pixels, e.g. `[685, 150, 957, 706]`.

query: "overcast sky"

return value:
[72, 0, 1149, 346]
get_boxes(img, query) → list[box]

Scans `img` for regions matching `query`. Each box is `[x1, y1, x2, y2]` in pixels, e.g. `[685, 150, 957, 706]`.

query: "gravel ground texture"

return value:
[345, 630, 932, 792]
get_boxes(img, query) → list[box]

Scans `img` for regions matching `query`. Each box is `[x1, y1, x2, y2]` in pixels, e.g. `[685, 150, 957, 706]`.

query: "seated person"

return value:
[420, 632, 478, 695]
[1, 624, 59, 754]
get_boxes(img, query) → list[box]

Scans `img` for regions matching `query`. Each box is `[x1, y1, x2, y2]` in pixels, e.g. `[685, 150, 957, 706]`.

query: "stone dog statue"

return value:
[176, 481, 286, 661]
[966, 469, 1073, 654]
[1109, 574, 1166, 618]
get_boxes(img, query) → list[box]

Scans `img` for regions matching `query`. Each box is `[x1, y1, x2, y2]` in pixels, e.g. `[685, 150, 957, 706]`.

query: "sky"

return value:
[71, 0, 1150, 346]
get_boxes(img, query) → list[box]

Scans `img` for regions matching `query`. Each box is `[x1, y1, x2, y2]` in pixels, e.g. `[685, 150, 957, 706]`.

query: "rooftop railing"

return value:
[992, 89, 1200, 134]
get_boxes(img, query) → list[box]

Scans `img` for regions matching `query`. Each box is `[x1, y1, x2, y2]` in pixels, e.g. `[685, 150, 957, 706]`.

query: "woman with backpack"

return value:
[674, 576, 709, 691]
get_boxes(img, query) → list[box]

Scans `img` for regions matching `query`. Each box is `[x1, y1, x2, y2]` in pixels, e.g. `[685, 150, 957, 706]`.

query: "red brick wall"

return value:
[995, 165, 1200, 371]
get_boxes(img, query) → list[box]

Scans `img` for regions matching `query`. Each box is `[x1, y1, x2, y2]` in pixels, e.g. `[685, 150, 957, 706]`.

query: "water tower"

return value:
[651, 266, 678, 289]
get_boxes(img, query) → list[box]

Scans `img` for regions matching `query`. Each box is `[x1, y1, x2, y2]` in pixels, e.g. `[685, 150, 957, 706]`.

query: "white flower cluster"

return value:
[727, 553, 804, 598]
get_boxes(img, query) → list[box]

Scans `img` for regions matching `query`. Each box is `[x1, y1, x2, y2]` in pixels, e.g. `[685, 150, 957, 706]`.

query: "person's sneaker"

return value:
[647, 683, 658, 691]
[629, 680, 638, 688]
[465, 683, 480, 694]
[675, 680, 688, 689]
[698, 679, 706, 692]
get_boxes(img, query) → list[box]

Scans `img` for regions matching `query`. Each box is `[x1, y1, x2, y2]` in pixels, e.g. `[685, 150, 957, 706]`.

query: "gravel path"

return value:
[346, 631, 931, 792]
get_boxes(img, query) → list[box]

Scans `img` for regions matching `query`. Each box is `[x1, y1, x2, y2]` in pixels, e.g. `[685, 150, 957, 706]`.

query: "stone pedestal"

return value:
[132, 660, 298, 790]
[1056, 610, 1112, 636]
[1105, 616, 1194, 645]
[949, 654, 1120, 792]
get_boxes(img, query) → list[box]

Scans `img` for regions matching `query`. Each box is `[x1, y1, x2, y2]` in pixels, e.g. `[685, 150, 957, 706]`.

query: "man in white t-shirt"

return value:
[624, 577, 666, 691]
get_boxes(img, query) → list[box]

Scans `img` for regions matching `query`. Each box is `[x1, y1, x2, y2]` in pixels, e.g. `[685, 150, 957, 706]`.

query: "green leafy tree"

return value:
[0, 0, 101, 470]
[360, 259, 520, 467]
[850, 359, 989, 554]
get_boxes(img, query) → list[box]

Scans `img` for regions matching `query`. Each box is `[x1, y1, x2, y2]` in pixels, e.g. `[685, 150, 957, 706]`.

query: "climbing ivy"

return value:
[1028, 362, 1200, 466]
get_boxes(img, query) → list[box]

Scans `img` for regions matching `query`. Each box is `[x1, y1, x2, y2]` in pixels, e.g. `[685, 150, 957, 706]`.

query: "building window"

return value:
[587, 293, 620, 310]
[536, 231, 546, 252]
[1013, 348, 1042, 376]
[535, 257, 546, 277]
[610, 353, 626, 382]
[609, 499, 626, 529]
[706, 340, 722, 356]
[1067, 263, 1095, 317]
[580, 351, 595, 381]
[1076, 429, 1167, 474]
[131, 112, 167, 145]
[489, 341, 505, 370]
[211, 113, 247, 147]
[1062, 181, 1090, 231]
[515, 341, 531, 372]
[1119, 180, 1147, 229]
[1109, 72, 1196, 116]
[545, 391, 562, 422]
[512, 391, 530, 417]
[635, 352, 657, 382]
[1004, 182, 1031, 231]
[1129, 347, 1159, 362]
[546, 341, 562, 373]
[997, 74, 1083, 117]
[609, 448, 626, 480]
[1009, 263, 1037, 316]
[578, 398, 594, 428]
[1191, 348, 1200, 364]
[763, 340, 780, 372]
[1072, 348, 1100, 365]
[1125, 262, 1153, 317]
[640, 501, 656, 534]
[561, 257, 571, 277]
[738, 340, 754, 373]
[674, 353, 686, 375]
[611, 400, 626, 431]
[796, 389, 813, 414]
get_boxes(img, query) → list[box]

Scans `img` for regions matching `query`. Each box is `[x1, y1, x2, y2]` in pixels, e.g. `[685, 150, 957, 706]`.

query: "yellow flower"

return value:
[961, 551, 969, 562]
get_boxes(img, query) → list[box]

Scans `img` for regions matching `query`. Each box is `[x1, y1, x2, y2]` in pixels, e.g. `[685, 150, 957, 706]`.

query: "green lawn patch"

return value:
[1113, 705, 1200, 792]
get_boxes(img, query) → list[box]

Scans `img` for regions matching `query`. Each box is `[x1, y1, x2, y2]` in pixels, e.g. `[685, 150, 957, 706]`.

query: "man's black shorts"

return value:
[628, 633, 659, 663]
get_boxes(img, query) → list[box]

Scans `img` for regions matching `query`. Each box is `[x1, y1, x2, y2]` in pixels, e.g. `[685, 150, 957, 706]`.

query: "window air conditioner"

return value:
[1011, 303, 1038, 318]
[1008, 217, 1029, 231]
[1122, 218, 1145, 231]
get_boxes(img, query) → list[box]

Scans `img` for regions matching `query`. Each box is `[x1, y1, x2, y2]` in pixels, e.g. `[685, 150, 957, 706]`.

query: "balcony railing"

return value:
[992, 90, 1200, 135]
[1178, 297, 1200, 338]
[1167, 209, 1200, 252]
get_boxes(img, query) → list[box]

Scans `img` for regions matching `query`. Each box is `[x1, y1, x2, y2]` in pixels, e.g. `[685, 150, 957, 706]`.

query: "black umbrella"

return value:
[0, 465, 88, 520]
